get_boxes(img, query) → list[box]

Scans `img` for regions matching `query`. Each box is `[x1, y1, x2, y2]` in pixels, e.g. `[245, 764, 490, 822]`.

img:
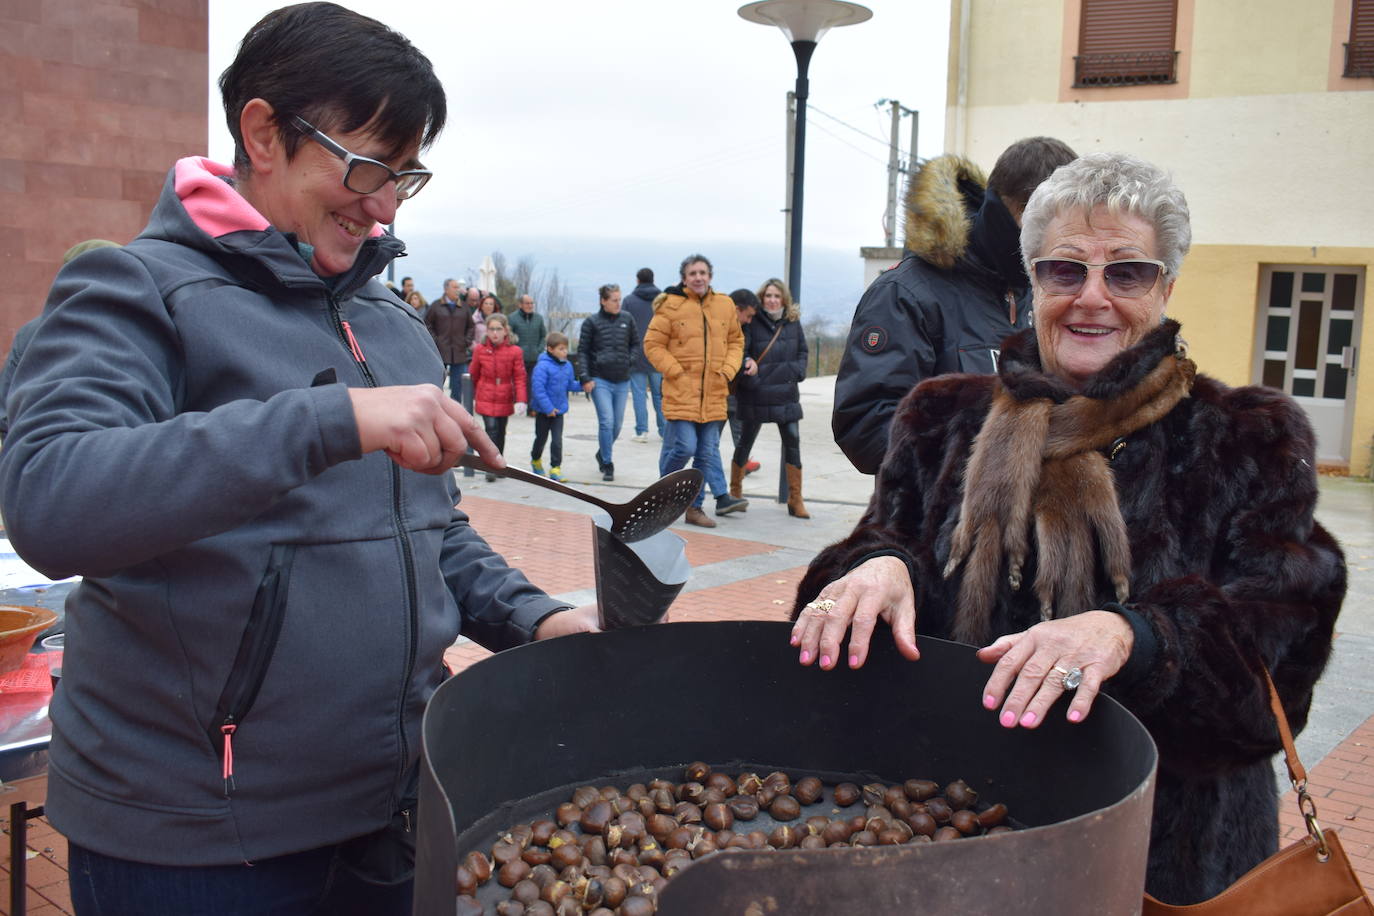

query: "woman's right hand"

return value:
[790, 556, 919, 670]
[350, 384, 501, 474]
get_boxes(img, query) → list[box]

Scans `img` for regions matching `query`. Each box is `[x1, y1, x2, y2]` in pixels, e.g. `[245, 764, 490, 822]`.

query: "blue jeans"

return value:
[629, 370, 665, 436]
[660, 419, 728, 508]
[67, 838, 411, 916]
[590, 377, 629, 464]
[446, 362, 468, 402]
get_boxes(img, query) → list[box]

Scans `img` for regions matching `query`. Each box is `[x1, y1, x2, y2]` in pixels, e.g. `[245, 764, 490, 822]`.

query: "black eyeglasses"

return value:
[1031, 257, 1167, 298]
[290, 117, 432, 201]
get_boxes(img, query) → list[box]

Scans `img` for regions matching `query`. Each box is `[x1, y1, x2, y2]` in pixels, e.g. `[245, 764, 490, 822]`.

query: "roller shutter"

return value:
[1075, 0, 1178, 86]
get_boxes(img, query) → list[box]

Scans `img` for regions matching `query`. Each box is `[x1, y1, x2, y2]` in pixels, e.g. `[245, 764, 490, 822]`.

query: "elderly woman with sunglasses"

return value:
[791, 153, 1346, 905]
[0, 4, 596, 913]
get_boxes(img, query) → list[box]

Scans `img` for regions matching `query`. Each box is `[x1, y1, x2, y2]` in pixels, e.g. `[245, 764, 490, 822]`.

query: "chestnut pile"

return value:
[453, 762, 1015, 915]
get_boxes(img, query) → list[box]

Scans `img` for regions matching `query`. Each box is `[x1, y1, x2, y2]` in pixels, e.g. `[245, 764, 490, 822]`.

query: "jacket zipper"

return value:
[326, 294, 421, 804]
[699, 299, 710, 417]
[211, 543, 294, 796]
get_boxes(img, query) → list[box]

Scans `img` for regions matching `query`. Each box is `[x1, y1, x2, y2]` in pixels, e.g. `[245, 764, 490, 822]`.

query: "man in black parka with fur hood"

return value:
[833, 137, 1077, 474]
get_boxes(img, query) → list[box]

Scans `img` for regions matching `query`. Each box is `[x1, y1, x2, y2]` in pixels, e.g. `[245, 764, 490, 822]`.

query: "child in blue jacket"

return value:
[529, 332, 583, 480]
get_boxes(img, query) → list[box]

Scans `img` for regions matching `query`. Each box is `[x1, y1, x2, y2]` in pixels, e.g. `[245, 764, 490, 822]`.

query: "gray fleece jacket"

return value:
[0, 157, 567, 865]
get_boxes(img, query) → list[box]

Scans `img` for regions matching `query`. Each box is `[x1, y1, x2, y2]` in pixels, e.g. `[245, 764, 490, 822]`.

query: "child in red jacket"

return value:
[469, 313, 527, 480]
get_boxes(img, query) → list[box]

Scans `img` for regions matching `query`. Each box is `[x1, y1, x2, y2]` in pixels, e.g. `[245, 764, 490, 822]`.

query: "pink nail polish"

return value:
[1068, 709, 1082, 723]
[799, 650, 811, 664]
[1020, 711, 1038, 727]
[789, 634, 799, 646]
[999, 710, 1016, 728]
[848, 654, 859, 668]
[984, 694, 997, 709]
[820, 654, 832, 668]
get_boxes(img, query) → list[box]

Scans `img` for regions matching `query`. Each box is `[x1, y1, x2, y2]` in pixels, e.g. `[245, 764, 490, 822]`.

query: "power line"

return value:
[808, 104, 893, 150]
[807, 118, 891, 166]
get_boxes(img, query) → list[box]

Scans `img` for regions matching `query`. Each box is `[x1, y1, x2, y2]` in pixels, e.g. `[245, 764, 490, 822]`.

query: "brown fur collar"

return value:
[902, 155, 986, 270]
[945, 321, 1197, 643]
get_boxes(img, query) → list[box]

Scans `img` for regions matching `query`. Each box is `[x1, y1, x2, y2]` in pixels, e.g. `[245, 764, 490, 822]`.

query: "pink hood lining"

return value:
[173, 157, 385, 240]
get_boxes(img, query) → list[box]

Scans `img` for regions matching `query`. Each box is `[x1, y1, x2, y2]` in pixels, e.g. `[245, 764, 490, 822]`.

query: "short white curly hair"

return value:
[1020, 152, 1192, 278]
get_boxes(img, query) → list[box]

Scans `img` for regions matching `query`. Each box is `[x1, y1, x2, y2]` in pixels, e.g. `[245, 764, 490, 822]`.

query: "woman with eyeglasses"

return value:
[791, 153, 1346, 905]
[0, 3, 596, 913]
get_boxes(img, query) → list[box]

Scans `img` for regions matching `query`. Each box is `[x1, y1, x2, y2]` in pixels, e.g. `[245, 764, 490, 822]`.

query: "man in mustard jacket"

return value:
[643, 254, 749, 527]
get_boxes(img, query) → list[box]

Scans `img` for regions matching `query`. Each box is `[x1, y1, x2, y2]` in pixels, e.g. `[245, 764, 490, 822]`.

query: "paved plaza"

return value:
[3, 375, 1372, 911]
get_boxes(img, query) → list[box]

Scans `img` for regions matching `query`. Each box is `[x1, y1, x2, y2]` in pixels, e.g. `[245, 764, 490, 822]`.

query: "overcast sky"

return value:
[207, 1, 951, 255]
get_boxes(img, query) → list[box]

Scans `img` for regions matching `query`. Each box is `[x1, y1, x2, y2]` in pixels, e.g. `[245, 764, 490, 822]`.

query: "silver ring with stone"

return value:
[1053, 665, 1083, 690]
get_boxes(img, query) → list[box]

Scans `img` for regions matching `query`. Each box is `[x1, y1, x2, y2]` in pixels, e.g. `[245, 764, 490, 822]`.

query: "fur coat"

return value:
[796, 322, 1347, 905]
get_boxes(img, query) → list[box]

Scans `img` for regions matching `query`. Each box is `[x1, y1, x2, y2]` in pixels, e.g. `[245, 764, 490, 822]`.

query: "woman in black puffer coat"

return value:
[731, 278, 809, 518]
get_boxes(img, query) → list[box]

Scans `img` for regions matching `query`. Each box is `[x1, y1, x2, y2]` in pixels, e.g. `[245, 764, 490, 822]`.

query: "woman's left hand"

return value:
[743, 357, 758, 377]
[534, 604, 601, 640]
[975, 610, 1133, 728]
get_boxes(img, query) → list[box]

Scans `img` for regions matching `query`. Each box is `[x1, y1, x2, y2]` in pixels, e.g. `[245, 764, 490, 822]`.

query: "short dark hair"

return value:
[599, 283, 620, 301]
[636, 267, 654, 284]
[218, 2, 446, 173]
[401, 276, 412, 284]
[679, 254, 712, 279]
[729, 288, 759, 309]
[546, 331, 569, 350]
[987, 137, 1078, 209]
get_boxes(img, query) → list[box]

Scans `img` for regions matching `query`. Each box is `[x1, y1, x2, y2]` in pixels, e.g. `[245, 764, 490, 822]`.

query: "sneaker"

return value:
[744, 459, 761, 475]
[684, 506, 716, 528]
[549, 466, 565, 481]
[602, 463, 614, 482]
[715, 494, 749, 516]
[632, 433, 649, 443]
[594, 449, 605, 471]
[484, 472, 497, 482]
[531, 459, 546, 476]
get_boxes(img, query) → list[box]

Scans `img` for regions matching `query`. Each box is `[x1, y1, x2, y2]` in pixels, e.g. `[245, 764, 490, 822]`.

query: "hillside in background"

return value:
[391, 232, 873, 333]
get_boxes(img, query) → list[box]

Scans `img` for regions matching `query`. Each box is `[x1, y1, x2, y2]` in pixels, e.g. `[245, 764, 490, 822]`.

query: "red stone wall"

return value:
[0, 0, 207, 352]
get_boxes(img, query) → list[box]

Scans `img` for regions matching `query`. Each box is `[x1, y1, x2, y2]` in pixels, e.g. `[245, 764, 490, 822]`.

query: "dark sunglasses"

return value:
[1030, 257, 1167, 298]
[290, 116, 432, 201]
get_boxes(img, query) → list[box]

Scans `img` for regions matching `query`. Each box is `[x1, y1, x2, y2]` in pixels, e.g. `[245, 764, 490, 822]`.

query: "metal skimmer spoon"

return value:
[456, 454, 703, 543]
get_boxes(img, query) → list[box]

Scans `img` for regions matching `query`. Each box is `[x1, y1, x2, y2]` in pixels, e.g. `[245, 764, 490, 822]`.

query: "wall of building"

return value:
[944, 0, 1374, 472]
[0, 0, 208, 353]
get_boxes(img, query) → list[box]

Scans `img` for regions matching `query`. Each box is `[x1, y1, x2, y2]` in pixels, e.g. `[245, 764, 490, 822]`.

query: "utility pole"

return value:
[876, 99, 919, 248]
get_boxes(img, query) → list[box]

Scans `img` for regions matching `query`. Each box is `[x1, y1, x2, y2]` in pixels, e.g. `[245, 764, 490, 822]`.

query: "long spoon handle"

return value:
[455, 454, 614, 512]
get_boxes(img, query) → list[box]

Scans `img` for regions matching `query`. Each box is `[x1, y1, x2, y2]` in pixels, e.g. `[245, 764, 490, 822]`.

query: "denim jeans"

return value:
[445, 362, 468, 403]
[628, 370, 665, 437]
[660, 419, 728, 507]
[532, 412, 564, 466]
[67, 839, 412, 916]
[589, 377, 629, 464]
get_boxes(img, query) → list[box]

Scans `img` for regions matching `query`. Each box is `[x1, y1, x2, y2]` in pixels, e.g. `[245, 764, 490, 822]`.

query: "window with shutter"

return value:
[1075, 0, 1179, 87]
[1347, 0, 1374, 77]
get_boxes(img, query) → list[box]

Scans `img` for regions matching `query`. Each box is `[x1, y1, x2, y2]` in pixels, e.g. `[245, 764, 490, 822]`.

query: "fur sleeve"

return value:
[1110, 386, 1346, 777]
[793, 375, 992, 620]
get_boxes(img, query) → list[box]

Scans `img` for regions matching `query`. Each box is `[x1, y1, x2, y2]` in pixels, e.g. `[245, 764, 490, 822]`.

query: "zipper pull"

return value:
[402, 808, 412, 833]
[341, 319, 367, 364]
[221, 720, 237, 796]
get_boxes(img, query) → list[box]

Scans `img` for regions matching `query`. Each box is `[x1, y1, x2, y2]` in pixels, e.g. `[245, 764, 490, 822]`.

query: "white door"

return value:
[1254, 266, 1364, 466]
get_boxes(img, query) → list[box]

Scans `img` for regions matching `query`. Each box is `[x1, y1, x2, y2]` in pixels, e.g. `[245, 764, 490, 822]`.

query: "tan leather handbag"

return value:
[1142, 669, 1373, 915]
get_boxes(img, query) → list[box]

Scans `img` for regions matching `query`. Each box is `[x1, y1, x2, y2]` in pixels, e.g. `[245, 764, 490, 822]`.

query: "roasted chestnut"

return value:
[684, 761, 711, 782]
[944, 779, 977, 810]
[454, 864, 477, 896]
[511, 876, 540, 901]
[769, 795, 802, 821]
[736, 772, 763, 795]
[950, 809, 981, 836]
[977, 803, 1008, 828]
[861, 782, 887, 807]
[794, 776, 824, 805]
[933, 825, 963, 842]
[833, 782, 861, 807]
[706, 771, 738, 797]
[554, 802, 581, 828]
[454, 894, 483, 916]
[727, 794, 760, 820]
[903, 779, 938, 801]
[703, 802, 734, 831]
[768, 825, 797, 849]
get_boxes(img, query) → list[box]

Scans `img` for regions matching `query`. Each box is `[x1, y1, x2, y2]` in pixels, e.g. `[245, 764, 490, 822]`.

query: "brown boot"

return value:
[786, 464, 810, 519]
[729, 462, 745, 498]
[684, 506, 716, 528]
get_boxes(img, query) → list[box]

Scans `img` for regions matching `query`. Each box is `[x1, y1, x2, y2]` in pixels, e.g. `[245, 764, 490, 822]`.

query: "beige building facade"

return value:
[945, 0, 1374, 473]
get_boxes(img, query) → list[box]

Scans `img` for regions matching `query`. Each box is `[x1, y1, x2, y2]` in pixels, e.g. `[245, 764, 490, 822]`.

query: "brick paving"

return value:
[5, 495, 1373, 909]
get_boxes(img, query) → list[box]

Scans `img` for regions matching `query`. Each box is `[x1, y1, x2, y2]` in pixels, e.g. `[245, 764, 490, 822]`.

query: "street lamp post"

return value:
[739, 0, 872, 300]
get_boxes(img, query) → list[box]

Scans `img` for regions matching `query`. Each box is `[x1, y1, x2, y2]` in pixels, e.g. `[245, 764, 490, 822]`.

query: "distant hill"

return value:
[390, 232, 870, 333]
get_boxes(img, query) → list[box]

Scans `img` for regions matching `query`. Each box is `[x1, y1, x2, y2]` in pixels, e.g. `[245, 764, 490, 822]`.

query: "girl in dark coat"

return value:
[790, 153, 1347, 905]
[731, 278, 810, 517]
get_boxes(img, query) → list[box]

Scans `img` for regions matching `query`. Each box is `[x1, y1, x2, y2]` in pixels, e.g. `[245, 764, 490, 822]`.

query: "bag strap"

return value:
[1262, 665, 1331, 860]
[755, 323, 785, 365]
